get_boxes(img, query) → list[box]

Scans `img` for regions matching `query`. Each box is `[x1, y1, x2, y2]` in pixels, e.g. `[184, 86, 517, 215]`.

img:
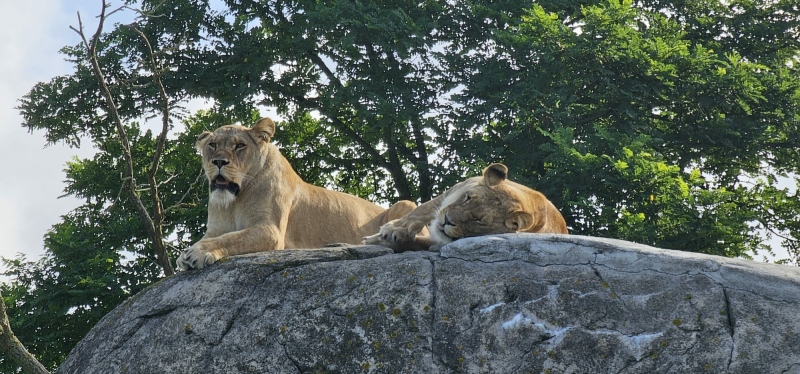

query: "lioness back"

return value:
[284, 185, 390, 248]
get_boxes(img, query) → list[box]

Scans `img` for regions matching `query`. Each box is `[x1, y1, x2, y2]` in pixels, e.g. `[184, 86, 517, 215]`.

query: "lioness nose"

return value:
[212, 159, 229, 168]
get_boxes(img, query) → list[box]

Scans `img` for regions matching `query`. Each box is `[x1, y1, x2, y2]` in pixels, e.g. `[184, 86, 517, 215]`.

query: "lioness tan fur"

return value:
[363, 163, 568, 251]
[177, 118, 416, 270]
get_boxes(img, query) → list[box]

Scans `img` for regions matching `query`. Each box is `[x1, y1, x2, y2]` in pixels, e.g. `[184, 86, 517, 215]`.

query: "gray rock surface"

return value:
[56, 234, 800, 373]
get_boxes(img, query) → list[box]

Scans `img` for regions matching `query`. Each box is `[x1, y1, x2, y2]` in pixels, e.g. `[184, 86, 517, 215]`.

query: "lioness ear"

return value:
[483, 163, 508, 187]
[506, 211, 535, 232]
[195, 131, 212, 151]
[251, 117, 276, 142]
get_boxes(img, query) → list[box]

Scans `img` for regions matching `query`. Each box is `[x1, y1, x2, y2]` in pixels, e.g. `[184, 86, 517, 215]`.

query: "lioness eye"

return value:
[235, 143, 246, 150]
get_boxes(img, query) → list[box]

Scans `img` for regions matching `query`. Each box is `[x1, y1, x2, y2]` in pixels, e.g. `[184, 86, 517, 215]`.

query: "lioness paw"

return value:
[386, 220, 421, 242]
[176, 246, 224, 271]
[362, 220, 418, 250]
[363, 233, 391, 247]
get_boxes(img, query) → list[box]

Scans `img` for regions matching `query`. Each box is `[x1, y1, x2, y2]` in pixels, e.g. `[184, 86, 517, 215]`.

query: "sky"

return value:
[0, 1, 219, 265]
[0, 1, 99, 263]
[0, 1, 793, 269]
[0, 1, 263, 268]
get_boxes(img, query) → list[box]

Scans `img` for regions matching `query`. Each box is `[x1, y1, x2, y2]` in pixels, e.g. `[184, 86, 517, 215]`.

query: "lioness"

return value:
[177, 118, 416, 270]
[363, 163, 568, 251]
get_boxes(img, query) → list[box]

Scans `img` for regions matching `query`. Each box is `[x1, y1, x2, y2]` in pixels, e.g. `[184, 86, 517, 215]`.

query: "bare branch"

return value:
[166, 169, 206, 213]
[125, 25, 171, 185]
[71, 1, 175, 276]
[124, 24, 174, 277]
[156, 172, 180, 188]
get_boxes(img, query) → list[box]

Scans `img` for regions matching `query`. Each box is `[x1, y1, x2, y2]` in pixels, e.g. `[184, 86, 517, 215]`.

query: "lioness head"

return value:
[196, 118, 276, 207]
[429, 163, 536, 244]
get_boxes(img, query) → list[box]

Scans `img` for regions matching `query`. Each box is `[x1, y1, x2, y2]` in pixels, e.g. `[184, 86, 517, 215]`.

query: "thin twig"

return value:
[71, 0, 175, 276]
[166, 169, 206, 213]
[125, 24, 173, 277]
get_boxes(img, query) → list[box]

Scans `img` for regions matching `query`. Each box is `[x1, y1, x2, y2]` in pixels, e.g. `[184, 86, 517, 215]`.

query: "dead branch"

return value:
[125, 24, 174, 276]
[71, 0, 175, 276]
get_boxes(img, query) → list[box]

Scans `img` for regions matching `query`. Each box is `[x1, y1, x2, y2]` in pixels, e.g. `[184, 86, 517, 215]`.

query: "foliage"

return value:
[4, 0, 800, 370]
[0, 111, 217, 372]
[445, 0, 800, 257]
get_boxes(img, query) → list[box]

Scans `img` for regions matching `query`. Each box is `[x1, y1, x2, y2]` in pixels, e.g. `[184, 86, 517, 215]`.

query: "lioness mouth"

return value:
[439, 215, 459, 240]
[211, 175, 240, 195]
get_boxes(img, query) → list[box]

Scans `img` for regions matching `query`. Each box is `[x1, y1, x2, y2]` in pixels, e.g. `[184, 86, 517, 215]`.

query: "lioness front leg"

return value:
[177, 225, 284, 271]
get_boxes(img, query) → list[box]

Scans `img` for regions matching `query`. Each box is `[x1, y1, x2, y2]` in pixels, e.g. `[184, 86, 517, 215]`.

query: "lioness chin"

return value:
[177, 118, 416, 270]
[363, 163, 568, 252]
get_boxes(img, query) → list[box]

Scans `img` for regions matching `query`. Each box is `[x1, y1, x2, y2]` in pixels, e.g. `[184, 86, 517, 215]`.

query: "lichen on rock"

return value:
[56, 234, 800, 374]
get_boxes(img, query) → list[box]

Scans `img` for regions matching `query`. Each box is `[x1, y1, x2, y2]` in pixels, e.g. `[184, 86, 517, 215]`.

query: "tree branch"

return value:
[166, 169, 206, 213]
[409, 119, 432, 201]
[0, 290, 49, 374]
[126, 24, 174, 276]
[270, 3, 416, 200]
[308, 46, 419, 199]
[383, 125, 413, 200]
[300, 51, 394, 165]
[71, 0, 175, 276]
[287, 92, 390, 170]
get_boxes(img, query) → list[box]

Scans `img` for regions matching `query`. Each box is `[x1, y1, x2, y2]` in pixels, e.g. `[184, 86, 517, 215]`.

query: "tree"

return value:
[20, 0, 193, 276]
[0, 291, 48, 374]
[444, 0, 800, 258]
[0, 109, 223, 372]
[136, 0, 465, 202]
[4, 0, 800, 370]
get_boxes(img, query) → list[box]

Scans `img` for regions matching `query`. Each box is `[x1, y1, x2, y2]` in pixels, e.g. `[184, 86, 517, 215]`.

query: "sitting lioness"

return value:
[364, 163, 568, 251]
[177, 118, 416, 270]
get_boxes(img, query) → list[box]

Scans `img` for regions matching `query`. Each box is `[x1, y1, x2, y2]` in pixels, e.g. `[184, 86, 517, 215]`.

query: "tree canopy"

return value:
[3, 0, 800, 371]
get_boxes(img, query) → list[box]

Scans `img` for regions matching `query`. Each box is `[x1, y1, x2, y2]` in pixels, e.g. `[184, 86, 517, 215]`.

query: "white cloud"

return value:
[0, 1, 98, 263]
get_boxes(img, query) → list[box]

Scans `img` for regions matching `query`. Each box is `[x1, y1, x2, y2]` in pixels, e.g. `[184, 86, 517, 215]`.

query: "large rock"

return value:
[56, 234, 800, 373]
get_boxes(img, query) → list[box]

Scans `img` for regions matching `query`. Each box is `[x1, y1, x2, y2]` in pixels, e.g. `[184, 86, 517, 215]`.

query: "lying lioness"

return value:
[176, 118, 416, 270]
[364, 163, 568, 251]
